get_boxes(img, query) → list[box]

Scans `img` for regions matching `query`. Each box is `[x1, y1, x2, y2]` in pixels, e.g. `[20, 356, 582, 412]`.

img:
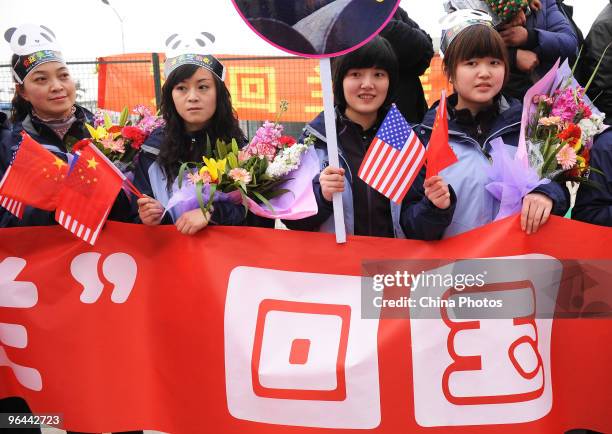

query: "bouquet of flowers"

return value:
[165, 101, 319, 220]
[520, 60, 607, 182]
[84, 105, 165, 173]
[486, 57, 608, 219]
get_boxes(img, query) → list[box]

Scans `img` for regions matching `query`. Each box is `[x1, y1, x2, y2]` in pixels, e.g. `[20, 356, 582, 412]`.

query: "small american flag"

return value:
[358, 104, 426, 204]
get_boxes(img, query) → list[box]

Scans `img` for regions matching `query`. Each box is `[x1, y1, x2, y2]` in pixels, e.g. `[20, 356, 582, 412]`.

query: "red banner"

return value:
[0, 217, 611, 433]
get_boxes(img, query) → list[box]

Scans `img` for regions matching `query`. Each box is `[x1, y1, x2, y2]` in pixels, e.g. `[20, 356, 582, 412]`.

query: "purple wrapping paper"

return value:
[165, 145, 320, 220]
[485, 138, 549, 220]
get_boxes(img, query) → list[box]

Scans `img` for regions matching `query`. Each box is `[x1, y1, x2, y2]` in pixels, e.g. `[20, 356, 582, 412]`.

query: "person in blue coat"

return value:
[284, 36, 455, 239]
[498, 0, 579, 99]
[401, 11, 569, 240]
[572, 128, 612, 226]
[133, 49, 246, 234]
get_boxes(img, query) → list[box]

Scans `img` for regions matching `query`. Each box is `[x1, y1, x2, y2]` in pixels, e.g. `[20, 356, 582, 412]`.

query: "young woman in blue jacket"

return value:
[401, 13, 569, 240]
[284, 36, 453, 238]
[133, 52, 246, 234]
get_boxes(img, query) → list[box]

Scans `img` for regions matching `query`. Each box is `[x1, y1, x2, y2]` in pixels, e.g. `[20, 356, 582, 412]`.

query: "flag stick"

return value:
[320, 58, 346, 244]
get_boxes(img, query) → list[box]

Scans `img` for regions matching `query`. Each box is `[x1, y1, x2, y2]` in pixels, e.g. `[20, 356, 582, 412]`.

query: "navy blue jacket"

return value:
[504, 0, 579, 99]
[402, 95, 569, 239]
[284, 110, 456, 239]
[133, 126, 245, 226]
[572, 128, 612, 226]
[0, 106, 133, 228]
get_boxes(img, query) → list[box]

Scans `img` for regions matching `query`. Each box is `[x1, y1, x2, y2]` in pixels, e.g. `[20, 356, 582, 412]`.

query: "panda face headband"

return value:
[163, 32, 225, 81]
[4, 24, 66, 84]
[11, 50, 65, 84]
[164, 53, 225, 81]
[439, 9, 494, 55]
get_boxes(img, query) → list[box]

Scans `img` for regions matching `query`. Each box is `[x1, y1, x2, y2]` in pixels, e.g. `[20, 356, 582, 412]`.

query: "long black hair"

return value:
[157, 63, 246, 186]
[331, 36, 399, 114]
[10, 54, 32, 123]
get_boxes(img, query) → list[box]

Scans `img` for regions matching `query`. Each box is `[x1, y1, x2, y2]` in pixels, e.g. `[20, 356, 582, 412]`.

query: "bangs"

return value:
[449, 25, 507, 62]
[165, 63, 200, 87]
[443, 24, 509, 83]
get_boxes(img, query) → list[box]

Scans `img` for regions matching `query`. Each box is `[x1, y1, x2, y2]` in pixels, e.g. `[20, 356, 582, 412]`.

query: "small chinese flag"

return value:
[0, 132, 68, 218]
[425, 90, 458, 179]
[54, 141, 124, 245]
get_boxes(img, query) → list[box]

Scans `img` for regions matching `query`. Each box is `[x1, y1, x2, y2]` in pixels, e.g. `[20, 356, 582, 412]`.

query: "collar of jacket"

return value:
[16, 104, 93, 141]
[420, 93, 522, 139]
[304, 107, 384, 148]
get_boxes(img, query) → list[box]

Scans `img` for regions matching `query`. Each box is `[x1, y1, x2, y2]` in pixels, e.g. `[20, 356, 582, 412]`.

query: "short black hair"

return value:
[331, 36, 398, 111]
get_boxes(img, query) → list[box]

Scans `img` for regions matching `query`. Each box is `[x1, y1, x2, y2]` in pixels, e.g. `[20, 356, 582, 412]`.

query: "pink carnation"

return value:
[229, 168, 252, 183]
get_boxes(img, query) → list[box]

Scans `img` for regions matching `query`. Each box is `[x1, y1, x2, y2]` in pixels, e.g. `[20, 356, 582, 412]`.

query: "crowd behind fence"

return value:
[0, 54, 451, 139]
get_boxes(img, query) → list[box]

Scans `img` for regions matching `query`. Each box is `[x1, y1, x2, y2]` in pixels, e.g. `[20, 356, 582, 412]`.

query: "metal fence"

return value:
[0, 54, 450, 139]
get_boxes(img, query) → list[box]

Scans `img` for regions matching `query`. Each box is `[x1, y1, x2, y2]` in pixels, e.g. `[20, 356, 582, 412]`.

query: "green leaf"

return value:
[253, 191, 275, 212]
[238, 189, 249, 217]
[205, 134, 212, 158]
[178, 162, 189, 189]
[119, 106, 129, 127]
[216, 139, 227, 159]
[584, 42, 612, 95]
[104, 113, 112, 130]
[571, 45, 583, 77]
[196, 181, 206, 214]
[542, 142, 563, 175]
[231, 138, 239, 154]
[267, 188, 290, 199]
[228, 153, 238, 169]
[207, 183, 217, 209]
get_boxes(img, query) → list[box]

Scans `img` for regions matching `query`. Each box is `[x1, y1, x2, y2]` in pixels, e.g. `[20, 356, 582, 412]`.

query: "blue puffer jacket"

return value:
[402, 95, 570, 239]
[283, 110, 456, 239]
[572, 128, 612, 226]
[505, 0, 578, 98]
[132, 126, 245, 226]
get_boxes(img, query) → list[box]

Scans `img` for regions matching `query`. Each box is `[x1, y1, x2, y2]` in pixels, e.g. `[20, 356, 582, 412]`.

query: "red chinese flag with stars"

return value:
[54, 142, 124, 245]
[425, 90, 458, 179]
[0, 132, 68, 218]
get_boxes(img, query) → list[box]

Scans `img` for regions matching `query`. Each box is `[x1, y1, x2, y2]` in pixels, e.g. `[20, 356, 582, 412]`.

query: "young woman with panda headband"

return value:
[133, 32, 247, 234]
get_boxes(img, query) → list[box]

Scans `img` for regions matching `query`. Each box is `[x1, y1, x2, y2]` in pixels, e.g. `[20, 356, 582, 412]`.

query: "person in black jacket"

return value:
[576, 1, 612, 126]
[379, 6, 434, 124]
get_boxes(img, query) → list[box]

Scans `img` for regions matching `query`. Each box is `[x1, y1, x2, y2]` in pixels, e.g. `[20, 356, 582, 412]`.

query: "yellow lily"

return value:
[85, 124, 109, 141]
[200, 157, 227, 183]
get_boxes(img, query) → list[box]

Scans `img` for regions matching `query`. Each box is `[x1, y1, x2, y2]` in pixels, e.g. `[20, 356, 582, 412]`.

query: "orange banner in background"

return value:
[97, 54, 452, 122]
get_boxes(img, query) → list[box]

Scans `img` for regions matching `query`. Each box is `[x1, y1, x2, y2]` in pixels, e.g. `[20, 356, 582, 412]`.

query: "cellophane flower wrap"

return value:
[165, 101, 319, 220]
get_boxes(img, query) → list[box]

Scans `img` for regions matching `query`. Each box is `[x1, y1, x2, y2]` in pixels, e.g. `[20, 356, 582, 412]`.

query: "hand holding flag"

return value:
[357, 104, 426, 204]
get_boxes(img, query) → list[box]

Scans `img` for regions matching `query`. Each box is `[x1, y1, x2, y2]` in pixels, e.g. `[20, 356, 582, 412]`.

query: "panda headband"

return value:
[163, 32, 225, 81]
[4, 24, 65, 84]
[439, 9, 494, 55]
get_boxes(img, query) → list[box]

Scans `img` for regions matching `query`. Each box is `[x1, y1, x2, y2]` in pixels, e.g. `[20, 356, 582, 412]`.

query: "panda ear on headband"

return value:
[4, 27, 17, 43]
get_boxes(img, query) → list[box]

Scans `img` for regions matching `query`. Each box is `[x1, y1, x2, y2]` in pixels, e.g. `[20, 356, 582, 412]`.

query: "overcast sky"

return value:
[0, 0, 608, 60]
